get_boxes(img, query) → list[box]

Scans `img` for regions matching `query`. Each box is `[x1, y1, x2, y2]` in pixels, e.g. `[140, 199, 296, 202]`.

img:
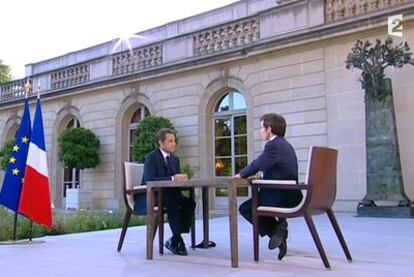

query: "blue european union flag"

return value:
[0, 99, 31, 212]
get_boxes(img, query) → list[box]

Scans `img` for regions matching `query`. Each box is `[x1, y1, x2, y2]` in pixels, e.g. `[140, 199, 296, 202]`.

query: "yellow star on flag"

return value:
[12, 145, 19, 152]
[22, 136, 29, 143]
[12, 168, 20, 176]
[9, 156, 16, 164]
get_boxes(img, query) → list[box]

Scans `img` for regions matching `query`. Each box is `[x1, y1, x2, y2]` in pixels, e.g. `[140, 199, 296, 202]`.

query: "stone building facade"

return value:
[1, 0, 413, 211]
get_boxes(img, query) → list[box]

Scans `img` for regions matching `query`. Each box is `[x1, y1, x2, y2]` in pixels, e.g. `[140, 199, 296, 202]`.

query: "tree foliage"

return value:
[0, 139, 15, 171]
[0, 59, 12, 84]
[58, 127, 100, 170]
[132, 116, 175, 163]
[345, 37, 414, 102]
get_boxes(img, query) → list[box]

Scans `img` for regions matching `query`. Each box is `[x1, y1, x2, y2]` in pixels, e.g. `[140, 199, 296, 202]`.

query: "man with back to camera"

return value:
[135, 128, 195, 256]
[234, 113, 303, 260]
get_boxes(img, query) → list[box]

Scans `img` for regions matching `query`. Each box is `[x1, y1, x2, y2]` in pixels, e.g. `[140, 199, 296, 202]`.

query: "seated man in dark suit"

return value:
[234, 113, 302, 261]
[134, 128, 195, 256]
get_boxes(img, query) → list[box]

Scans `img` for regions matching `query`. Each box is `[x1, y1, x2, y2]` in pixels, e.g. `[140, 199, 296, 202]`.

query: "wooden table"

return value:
[146, 178, 247, 268]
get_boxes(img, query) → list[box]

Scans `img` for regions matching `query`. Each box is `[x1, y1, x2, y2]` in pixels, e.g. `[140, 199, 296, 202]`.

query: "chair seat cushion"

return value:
[251, 179, 297, 185]
[257, 191, 307, 214]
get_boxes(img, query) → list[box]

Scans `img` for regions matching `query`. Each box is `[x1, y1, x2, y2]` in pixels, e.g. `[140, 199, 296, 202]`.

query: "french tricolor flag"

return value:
[19, 98, 53, 229]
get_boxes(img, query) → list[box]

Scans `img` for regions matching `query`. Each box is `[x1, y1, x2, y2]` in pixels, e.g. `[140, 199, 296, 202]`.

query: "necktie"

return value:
[166, 155, 172, 174]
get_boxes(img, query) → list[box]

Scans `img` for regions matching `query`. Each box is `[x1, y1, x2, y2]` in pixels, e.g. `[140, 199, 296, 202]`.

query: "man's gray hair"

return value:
[155, 128, 176, 146]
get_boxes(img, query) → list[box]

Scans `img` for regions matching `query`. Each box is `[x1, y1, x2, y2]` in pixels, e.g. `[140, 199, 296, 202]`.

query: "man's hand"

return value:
[173, 174, 188, 182]
[233, 173, 241, 179]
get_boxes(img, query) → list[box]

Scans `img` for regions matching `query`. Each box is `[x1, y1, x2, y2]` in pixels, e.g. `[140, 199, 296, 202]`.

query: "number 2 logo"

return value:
[388, 15, 403, 37]
[392, 19, 403, 33]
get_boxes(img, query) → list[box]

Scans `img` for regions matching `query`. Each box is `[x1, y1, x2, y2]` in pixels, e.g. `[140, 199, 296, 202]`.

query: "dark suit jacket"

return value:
[239, 136, 302, 208]
[141, 148, 181, 186]
[134, 148, 181, 213]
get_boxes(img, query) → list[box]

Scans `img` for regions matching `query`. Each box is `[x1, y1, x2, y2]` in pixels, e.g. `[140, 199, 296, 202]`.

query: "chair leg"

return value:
[326, 209, 352, 262]
[191, 216, 196, 249]
[253, 214, 260, 261]
[117, 211, 131, 252]
[252, 188, 259, 262]
[304, 213, 330, 269]
[152, 214, 158, 241]
[190, 188, 196, 248]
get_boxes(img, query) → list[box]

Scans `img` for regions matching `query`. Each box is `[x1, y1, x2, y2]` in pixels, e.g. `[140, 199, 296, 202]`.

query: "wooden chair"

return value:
[117, 162, 163, 252]
[117, 161, 196, 253]
[250, 146, 352, 269]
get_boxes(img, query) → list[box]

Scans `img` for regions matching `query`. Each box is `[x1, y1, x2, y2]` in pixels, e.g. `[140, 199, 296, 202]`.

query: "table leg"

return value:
[202, 187, 209, 248]
[158, 188, 164, 254]
[146, 187, 154, 260]
[229, 179, 239, 268]
[190, 188, 196, 248]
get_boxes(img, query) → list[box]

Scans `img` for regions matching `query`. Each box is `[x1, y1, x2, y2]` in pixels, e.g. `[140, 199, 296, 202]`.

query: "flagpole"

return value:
[26, 78, 34, 243]
[27, 80, 40, 243]
[12, 213, 18, 241]
[27, 80, 41, 243]
[37, 80, 40, 99]
[29, 220, 33, 242]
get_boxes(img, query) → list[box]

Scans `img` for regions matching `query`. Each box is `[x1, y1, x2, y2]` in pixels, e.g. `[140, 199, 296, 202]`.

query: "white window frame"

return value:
[212, 91, 248, 200]
[128, 106, 150, 161]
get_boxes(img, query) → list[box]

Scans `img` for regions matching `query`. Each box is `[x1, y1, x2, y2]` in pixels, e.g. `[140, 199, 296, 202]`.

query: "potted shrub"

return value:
[346, 37, 414, 214]
[58, 127, 100, 210]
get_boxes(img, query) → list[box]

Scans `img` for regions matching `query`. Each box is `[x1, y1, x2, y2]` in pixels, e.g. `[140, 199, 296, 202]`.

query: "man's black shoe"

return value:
[176, 240, 188, 256]
[165, 238, 179, 255]
[277, 232, 288, 260]
[165, 238, 188, 256]
[268, 221, 287, 250]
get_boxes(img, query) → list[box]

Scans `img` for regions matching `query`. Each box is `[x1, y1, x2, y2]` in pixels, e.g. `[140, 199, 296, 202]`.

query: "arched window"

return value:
[128, 106, 150, 161]
[63, 117, 80, 197]
[213, 91, 247, 197]
[5, 126, 19, 141]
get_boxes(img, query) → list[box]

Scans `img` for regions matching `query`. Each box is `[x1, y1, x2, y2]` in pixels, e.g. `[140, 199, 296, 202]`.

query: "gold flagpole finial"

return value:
[24, 78, 32, 98]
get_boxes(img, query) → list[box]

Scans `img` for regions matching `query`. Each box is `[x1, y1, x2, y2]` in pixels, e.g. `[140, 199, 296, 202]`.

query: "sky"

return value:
[0, 0, 238, 79]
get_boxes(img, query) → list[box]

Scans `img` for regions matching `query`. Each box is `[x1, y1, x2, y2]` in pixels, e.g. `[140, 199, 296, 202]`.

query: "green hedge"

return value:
[0, 207, 145, 241]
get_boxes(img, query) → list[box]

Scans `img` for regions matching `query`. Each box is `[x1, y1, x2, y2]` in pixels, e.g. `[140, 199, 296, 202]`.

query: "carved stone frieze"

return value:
[112, 44, 162, 76]
[193, 18, 260, 56]
[325, 0, 410, 22]
[51, 64, 89, 89]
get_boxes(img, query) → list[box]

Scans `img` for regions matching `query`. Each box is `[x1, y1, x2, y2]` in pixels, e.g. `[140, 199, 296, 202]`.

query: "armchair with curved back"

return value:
[117, 161, 196, 253]
[250, 146, 352, 269]
[117, 162, 163, 252]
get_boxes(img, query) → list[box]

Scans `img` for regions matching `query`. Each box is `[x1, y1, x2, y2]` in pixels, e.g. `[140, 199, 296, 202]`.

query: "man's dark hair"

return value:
[155, 128, 176, 146]
[260, 113, 286, 137]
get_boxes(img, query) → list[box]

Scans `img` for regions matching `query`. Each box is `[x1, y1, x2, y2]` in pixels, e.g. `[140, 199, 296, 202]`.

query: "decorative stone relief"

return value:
[347, 0, 357, 17]
[51, 64, 89, 89]
[63, 99, 72, 113]
[112, 44, 162, 76]
[193, 18, 260, 56]
[369, 0, 379, 11]
[359, 0, 368, 13]
[325, 0, 410, 22]
[326, 0, 335, 21]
